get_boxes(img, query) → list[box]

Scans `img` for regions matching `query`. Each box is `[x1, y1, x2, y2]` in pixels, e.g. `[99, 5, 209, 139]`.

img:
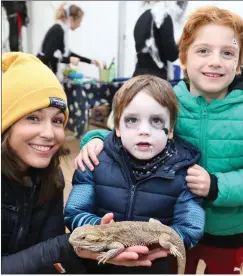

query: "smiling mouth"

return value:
[203, 72, 224, 78]
[29, 144, 53, 152]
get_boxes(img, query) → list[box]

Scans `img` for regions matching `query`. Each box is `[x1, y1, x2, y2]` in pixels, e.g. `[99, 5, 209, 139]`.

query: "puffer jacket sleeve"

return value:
[1, 233, 87, 274]
[64, 168, 101, 232]
[171, 181, 205, 249]
[80, 129, 110, 149]
[210, 169, 243, 207]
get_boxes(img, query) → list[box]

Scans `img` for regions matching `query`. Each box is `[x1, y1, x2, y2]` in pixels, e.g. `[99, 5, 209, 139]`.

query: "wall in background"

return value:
[28, 1, 119, 79]
[121, 1, 243, 77]
[2, 1, 242, 78]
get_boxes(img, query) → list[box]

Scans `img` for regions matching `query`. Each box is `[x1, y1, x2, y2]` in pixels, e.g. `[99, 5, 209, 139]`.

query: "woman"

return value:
[1, 52, 155, 274]
[37, 3, 100, 75]
[133, 1, 186, 79]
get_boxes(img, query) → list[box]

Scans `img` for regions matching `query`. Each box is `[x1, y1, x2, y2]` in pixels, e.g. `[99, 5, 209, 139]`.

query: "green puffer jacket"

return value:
[174, 81, 243, 236]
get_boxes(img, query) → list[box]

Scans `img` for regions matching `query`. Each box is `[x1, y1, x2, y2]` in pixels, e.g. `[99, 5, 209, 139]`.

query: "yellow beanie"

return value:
[2, 52, 69, 133]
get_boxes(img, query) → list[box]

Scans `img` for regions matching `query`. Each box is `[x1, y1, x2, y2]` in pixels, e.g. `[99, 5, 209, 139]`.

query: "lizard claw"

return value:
[170, 245, 183, 259]
[97, 253, 109, 264]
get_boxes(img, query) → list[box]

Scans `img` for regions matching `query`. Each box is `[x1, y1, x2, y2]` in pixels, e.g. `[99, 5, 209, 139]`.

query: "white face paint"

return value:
[232, 38, 239, 72]
[232, 38, 239, 49]
[116, 91, 173, 160]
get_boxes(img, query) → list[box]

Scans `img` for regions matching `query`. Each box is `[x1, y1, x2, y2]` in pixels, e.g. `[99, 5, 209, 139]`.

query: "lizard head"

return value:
[69, 224, 110, 251]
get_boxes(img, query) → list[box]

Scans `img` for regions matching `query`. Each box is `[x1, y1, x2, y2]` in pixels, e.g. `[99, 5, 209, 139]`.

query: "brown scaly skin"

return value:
[69, 218, 186, 274]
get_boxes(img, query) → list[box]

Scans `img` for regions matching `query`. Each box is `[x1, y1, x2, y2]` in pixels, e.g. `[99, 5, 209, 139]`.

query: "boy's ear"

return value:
[180, 63, 187, 72]
[236, 64, 242, 75]
[115, 128, 121, 137]
[168, 128, 174, 139]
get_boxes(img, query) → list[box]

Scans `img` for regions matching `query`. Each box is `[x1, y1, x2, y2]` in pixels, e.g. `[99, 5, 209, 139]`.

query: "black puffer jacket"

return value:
[1, 171, 86, 274]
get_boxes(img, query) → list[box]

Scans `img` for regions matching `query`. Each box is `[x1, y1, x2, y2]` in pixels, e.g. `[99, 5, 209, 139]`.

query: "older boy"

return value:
[74, 6, 243, 274]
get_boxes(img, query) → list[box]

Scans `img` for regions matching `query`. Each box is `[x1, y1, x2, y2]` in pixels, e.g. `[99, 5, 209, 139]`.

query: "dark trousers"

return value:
[8, 16, 19, 51]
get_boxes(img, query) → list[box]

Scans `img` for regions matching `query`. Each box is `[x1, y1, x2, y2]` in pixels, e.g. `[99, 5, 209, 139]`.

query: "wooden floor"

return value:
[61, 128, 206, 274]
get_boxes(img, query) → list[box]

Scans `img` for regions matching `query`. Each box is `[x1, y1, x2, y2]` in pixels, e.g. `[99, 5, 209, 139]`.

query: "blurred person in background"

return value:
[37, 2, 100, 76]
[133, 1, 187, 79]
[1, 1, 29, 52]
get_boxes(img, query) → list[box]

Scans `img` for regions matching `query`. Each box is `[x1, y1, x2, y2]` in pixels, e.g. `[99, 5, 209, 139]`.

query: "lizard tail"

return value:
[177, 245, 186, 274]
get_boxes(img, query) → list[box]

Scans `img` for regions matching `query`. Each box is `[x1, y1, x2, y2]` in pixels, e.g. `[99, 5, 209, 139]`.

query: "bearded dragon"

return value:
[69, 218, 186, 274]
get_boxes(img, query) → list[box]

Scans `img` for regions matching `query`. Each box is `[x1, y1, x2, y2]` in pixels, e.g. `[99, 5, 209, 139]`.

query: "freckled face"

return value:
[182, 24, 240, 101]
[116, 91, 173, 160]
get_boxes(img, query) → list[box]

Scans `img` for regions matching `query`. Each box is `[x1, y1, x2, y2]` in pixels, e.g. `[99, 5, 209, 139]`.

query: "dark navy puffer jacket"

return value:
[65, 131, 205, 250]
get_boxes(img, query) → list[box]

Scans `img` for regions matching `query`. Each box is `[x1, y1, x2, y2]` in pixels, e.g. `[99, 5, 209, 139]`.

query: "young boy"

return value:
[64, 75, 205, 274]
[74, 6, 243, 274]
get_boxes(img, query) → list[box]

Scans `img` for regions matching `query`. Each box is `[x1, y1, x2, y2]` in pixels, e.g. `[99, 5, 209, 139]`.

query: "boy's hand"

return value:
[186, 164, 211, 197]
[100, 213, 114, 225]
[75, 246, 152, 267]
[74, 138, 104, 171]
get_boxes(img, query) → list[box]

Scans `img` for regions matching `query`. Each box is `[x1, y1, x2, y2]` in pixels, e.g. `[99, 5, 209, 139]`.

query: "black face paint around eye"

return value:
[124, 116, 139, 129]
[163, 128, 169, 135]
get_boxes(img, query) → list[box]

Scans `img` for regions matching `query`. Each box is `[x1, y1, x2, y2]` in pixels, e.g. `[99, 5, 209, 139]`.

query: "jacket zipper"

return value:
[126, 185, 136, 220]
[200, 105, 208, 168]
[125, 171, 175, 220]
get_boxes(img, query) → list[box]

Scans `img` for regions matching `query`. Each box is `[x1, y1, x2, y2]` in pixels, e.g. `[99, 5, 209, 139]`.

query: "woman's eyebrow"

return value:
[34, 110, 64, 115]
[55, 110, 64, 115]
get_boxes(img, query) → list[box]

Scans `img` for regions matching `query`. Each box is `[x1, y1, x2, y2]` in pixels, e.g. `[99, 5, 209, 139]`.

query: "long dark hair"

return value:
[1, 128, 69, 205]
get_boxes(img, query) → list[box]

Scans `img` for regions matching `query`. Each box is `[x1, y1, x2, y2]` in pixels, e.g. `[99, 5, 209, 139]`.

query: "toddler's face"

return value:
[116, 91, 173, 160]
[182, 24, 240, 101]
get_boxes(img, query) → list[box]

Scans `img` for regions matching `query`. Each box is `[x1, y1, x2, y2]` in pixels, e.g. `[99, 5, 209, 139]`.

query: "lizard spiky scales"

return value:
[69, 219, 186, 274]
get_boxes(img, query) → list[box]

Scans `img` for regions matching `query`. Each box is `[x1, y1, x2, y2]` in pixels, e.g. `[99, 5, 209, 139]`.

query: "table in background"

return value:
[63, 80, 124, 138]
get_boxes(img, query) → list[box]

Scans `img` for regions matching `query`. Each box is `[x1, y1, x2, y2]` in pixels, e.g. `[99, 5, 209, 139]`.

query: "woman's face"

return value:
[8, 107, 65, 170]
[70, 16, 82, 30]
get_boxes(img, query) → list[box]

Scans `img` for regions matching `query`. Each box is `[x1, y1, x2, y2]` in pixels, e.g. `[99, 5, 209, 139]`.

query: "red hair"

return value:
[179, 6, 243, 73]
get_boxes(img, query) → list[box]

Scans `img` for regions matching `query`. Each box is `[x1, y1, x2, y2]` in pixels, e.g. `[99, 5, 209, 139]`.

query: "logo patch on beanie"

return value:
[49, 97, 67, 112]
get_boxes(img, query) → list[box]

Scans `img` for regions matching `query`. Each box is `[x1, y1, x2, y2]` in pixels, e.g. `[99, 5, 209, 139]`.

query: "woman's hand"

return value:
[74, 246, 152, 267]
[74, 138, 104, 171]
[74, 245, 168, 267]
[140, 247, 169, 261]
[92, 59, 101, 68]
[70, 56, 80, 66]
[73, 213, 168, 267]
